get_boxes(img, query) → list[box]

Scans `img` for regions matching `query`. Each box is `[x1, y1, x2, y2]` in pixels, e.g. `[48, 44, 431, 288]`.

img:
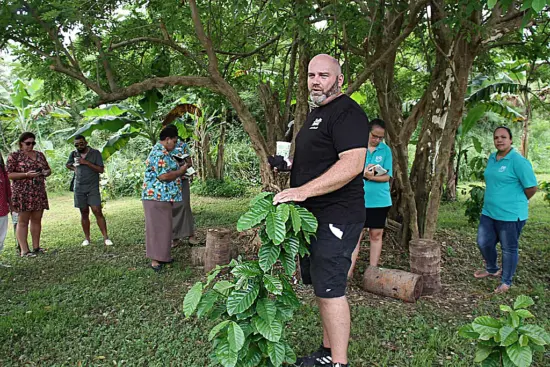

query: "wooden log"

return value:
[409, 239, 441, 295]
[362, 266, 423, 303]
[204, 228, 232, 273]
[191, 246, 206, 266]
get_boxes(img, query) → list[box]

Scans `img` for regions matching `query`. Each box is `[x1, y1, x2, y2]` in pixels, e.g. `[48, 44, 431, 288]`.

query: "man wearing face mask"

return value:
[66, 135, 113, 247]
[273, 54, 369, 367]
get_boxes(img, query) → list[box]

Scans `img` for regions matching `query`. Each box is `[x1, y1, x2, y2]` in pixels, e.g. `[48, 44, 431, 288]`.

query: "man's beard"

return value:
[309, 80, 340, 106]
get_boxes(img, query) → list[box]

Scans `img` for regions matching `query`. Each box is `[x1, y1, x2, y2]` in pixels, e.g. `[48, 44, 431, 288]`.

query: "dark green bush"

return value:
[464, 184, 485, 225]
[190, 178, 248, 198]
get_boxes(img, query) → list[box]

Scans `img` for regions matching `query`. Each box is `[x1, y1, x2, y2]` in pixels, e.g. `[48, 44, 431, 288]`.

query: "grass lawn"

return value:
[0, 190, 549, 366]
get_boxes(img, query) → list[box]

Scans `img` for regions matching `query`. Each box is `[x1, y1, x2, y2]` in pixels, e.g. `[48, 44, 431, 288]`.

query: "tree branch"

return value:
[109, 37, 206, 70]
[346, 0, 427, 94]
[87, 28, 118, 92]
[93, 76, 219, 105]
[214, 35, 281, 57]
[189, 0, 220, 76]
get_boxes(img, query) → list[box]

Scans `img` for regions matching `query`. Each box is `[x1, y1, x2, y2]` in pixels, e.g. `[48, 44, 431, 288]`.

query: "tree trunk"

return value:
[214, 122, 226, 180]
[291, 40, 310, 156]
[259, 82, 285, 153]
[520, 91, 531, 158]
[443, 141, 457, 201]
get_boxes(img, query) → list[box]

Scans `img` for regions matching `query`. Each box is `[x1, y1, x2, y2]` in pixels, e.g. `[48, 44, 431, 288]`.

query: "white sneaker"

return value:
[104, 239, 114, 246]
[81, 240, 90, 246]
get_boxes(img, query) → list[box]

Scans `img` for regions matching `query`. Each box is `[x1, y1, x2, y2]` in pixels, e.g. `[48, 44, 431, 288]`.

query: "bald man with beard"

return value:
[273, 54, 369, 367]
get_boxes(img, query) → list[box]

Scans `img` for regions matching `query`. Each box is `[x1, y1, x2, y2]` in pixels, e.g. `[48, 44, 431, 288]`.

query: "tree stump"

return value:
[204, 228, 232, 273]
[362, 266, 423, 303]
[191, 246, 206, 266]
[409, 239, 441, 295]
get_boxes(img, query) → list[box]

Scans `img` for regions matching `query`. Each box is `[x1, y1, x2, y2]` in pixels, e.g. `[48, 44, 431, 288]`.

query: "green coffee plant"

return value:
[539, 181, 550, 206]
[464, 184, 485, 225]
[459, 295, 550, 367]
[183, 192, 317, 367]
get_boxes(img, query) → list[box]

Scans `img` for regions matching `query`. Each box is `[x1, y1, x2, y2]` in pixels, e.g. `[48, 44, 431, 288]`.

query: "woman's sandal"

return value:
[20, 252, 37, 258]
[150, 263, 163, 273]
[474, 269, 502, 278]
[33, 247, 46, 254]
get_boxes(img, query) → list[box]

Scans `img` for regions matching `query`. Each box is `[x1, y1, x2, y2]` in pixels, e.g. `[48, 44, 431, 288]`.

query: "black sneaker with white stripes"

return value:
[294, 345, 333, 366]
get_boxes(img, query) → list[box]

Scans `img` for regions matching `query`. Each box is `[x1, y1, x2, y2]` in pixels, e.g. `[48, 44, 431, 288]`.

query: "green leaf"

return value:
[500, 326, 519, 347]
[473, 316, 502, 337]
[472, 136, 483, 154]
[289, 205, 302, 233]
[70, 116, 133, 141]
[196, 290, 219, 318]
[227, 322, 245, 352]
[481, 352, 501, 367]
[487, 0, 497, 9]
[139, 89, 162, 119]
[515, 310, 535, 319]
[518, 325, 550, 345]
[240, 345, 262, 367]
[206, 268, 221, 287]
[279, 249, 296, 276]
[209, 303, 227, 320]
[514, 295, 535, 310]
[259, 242, 281, 272]
[458, 324, 481, 339]
[237, 208, 269, 231]
[462, 105, 486, 136]
[506, 343, 532, 367]
[256, 298, 277, 323]
[475, 346, 494, 362]
[267, 341, 286, 367]
[532, 0, 546, 12]
[81, 104, 127, 117]
[284, 342, 297, 364]
[500, 305, 513, 313]
[101, 132, 139, 161]
[226, 283, 260, 316]
[265, 211, 286, 245]
[183, 282, 203, 317]
[276, 203, 290, 223]
[519, 335, 529, 347]
[502, 351, 516, 367]
[275, 301, 294, 322]
[215, 338, 238, 367]
[249, 192, 273, 208]
[510, 311, 520, 328]
[254, 316, 283, 342]
[209, 320, 230, 341]
[232, 262, 263, 278]
[282, 236, 300, 258]
[213, 280, 235, 296]
[263, 274, 283, 295]
[295, 207, 318, 233]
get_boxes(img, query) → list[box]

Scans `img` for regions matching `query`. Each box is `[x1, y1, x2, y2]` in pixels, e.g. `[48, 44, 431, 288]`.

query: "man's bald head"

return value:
[309, 54, 342, 75]
[307, 54, 344, 106]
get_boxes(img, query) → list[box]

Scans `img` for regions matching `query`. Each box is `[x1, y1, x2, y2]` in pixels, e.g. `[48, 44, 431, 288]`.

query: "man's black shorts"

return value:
[300, 222, 363, 298]
[364, 206, 391, 229]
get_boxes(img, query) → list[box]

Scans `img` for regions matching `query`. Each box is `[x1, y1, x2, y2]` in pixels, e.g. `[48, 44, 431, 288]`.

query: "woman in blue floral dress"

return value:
[142, 125, 191, 271]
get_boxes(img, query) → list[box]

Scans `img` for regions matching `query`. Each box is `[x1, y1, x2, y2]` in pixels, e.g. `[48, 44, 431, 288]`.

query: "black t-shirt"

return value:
[290, 94, 369, 224]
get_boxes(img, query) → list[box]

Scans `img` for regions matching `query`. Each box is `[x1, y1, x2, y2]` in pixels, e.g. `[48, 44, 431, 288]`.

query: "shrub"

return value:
[191, 178, 248, 198]
[464, 184, 485, 225]
[459, 295, 550, 367]
[539, 181, 550, 206]
[183, 192, 318, 367]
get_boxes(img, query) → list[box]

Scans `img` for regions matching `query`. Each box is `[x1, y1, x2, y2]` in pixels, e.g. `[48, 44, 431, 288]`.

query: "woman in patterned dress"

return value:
[142, 125, 190, 271]
[7, 132, 51, 257]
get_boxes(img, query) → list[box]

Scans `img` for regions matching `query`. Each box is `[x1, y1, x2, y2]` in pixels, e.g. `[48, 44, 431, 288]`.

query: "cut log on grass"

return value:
[409, 239, 441, 295]
[204, 228, 232, 273]
[362, 266, 423, 303]
[191, 246, 206, 266]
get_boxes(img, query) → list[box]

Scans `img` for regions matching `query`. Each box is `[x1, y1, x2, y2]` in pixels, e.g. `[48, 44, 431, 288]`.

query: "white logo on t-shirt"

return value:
[499, 166, 507, 172]
[310, 118, 322, 130]
[375, 156, 382, 163]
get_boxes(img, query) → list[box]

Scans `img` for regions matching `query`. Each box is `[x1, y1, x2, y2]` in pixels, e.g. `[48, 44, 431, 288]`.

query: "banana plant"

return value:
[69, 89, 195, 160]
[0, 79, 71, 150]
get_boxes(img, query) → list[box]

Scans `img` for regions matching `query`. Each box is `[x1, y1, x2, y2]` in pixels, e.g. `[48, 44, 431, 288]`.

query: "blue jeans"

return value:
[477, 215, 526, 286]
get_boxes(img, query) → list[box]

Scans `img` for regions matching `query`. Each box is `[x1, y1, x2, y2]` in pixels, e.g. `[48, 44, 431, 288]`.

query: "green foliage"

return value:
[464, 184, 486, 225]
[459, 295, 550, 367]
[190, 179, 248, 198]
[184, 192, 316, 367]
[539, 181, 550, 206]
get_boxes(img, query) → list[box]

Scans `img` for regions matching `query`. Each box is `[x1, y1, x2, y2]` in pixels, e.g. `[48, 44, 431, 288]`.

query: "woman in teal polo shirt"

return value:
[349, 119, 392, 277]
[474, 126, 537, 293]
